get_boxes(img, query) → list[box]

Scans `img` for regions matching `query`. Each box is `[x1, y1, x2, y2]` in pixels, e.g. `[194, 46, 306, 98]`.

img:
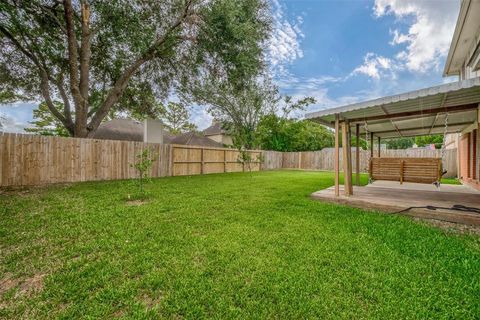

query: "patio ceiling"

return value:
[305, 77, 480, 139]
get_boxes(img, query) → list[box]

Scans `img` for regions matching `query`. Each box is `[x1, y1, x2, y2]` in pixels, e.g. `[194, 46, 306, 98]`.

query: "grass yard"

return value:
[1, 171, 479, 319]
[441, 177, 462, 185]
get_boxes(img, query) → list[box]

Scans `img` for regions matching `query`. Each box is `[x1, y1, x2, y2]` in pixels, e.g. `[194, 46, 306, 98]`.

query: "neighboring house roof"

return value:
[171, 132, 225, 148]
[93, 119, 144, 141]
[203, 122, 227, 136]
[92, 119, 175, 143]
[162, 131, 176, 144]
[444, 0, 480, 76]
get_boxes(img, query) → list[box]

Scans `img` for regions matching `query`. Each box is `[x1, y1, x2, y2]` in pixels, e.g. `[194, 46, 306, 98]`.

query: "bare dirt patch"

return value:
[0, 273, 46, 299]
[139, 292, 164, 310]
[17, 273, 45, 296]
[0, 273, 17, 297]
[111, 308, 126, 318]
[125, 199, 148, 206]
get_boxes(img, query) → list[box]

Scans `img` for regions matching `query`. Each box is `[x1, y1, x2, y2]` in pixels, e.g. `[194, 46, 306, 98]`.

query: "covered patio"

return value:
[312, 181, 480, 225]
[306, 78, 480, 225]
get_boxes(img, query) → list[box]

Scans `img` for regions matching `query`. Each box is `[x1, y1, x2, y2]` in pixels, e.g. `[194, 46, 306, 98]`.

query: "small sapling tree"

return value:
[130, 147, 156, 198]
[237, 149, 263, 175]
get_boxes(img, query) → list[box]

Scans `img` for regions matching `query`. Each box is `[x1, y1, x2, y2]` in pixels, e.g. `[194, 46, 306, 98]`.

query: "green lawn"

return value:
[441, 177, 462, 185]
[1, 171, 479, 319]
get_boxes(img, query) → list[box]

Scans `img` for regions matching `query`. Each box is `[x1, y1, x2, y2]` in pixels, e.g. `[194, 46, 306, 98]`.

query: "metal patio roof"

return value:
[305, 77, 480, 139]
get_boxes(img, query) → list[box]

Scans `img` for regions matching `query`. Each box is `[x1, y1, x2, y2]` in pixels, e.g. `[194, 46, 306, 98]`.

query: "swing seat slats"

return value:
[370, 157, 442, 184]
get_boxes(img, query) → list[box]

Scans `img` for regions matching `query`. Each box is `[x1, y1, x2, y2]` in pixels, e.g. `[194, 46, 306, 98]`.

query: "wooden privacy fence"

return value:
[0, 133, 262, 187]
[280, 148, 458, 178]
[0, 133, 171, 186]
[172, 145, 262, 176]
[0, 132, 458, 187]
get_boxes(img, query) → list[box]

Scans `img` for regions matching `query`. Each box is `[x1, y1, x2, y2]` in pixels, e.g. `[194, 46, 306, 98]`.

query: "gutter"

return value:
[443, 0, 471, 77]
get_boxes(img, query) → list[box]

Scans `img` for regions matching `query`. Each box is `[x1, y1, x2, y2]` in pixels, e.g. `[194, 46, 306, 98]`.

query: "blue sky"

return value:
[1, 0, 461, 132]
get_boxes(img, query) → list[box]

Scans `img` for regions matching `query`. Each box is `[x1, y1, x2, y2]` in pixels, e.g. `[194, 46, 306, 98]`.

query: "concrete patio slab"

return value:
[311, 184, 480, 226]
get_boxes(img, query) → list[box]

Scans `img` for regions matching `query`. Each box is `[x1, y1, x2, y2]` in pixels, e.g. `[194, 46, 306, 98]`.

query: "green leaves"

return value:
[196, 0, 269, 86]
[256, 115, 334, 152]
[158, 102, 197, 134]
[1, 0, 270, 136]
[130, 147, 157, 195]
[25, 102, 70, 137]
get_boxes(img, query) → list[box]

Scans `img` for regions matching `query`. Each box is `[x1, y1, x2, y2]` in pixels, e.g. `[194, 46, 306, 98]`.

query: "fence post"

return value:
[400, 160, 404, 184]
[200, 147, 204, 175]
[259, 151, 262, 171]
[224, 149, 227, 172]
[169, 145, 174, 176]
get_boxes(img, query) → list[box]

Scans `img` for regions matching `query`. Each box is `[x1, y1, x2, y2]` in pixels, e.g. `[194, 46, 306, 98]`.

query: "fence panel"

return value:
[0, 133, 174, 187]
[170, 145, 262, 176]
[262, 151, 283, 170]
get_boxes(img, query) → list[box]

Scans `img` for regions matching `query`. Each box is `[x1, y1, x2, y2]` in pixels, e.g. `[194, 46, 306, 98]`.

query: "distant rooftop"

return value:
[171, 131, 225, 148]
[92, 119, 175, 143]
[203, 121, 226, 136]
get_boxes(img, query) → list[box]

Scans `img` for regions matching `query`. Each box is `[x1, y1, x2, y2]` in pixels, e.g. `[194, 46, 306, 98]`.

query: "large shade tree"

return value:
[0, 0, 270, 137]
[190, 77, 279, 149]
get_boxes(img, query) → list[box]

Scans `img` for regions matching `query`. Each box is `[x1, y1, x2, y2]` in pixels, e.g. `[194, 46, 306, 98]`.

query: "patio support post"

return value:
[370, 132, 374, 158]
[355, 123, 360, 186]
[342, 121, 353, 196]
[378, 137, 381, 157]
[347, 125, 353, 194]
[477, 105, 480, 180]
[334, 114, 340, 196]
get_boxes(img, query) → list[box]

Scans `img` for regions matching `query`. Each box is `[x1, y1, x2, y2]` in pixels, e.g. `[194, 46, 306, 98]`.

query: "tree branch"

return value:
[40, 71, 74, 135]
[63, 0, 83, 108]
[86, 0, 196, 135]
[0, 24, 74, 134]
[55, 73, 73, 125]
[0, 24, 42, 69]
[79, 1, 91, 100]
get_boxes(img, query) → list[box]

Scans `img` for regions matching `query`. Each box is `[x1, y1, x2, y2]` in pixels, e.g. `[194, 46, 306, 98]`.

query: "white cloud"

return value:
[267, 0, 304, 76]
[276, 75, 382, 117]
[351, 53, 396, 79]
[389, 29, 411, 45]
[373, 0, 459, 73]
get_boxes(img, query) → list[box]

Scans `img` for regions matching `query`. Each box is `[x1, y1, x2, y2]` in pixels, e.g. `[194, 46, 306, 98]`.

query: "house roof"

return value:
[93, 119, 144, 141]
[444, 0, 480, 76]
[92, 119, 176, 143]
[305, 77, 480, 139]
[171, 132, 225, 148]
[203, 122, 225, 136]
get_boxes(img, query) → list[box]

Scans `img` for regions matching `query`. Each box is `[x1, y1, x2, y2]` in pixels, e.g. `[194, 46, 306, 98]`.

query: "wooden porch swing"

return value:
[369, 157, 442, 184]
[367, 113, 449, 185]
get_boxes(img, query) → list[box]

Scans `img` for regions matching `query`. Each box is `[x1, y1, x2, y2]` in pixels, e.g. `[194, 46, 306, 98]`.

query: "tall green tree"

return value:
[25, 102, 70, 136]
[385, 137, 415, 150]
[415, 135, 443, 149]
[0, 0, 270, 137]
[191, 74, 316, 149]
[158, 102, 197, 134]
[256, 115, 334, 152]
[191, 77, 278, 149]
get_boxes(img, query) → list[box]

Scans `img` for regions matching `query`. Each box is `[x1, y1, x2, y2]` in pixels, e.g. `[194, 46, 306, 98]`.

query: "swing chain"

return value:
[364, 121, 372, 184]
[441, 113, 449, 164]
